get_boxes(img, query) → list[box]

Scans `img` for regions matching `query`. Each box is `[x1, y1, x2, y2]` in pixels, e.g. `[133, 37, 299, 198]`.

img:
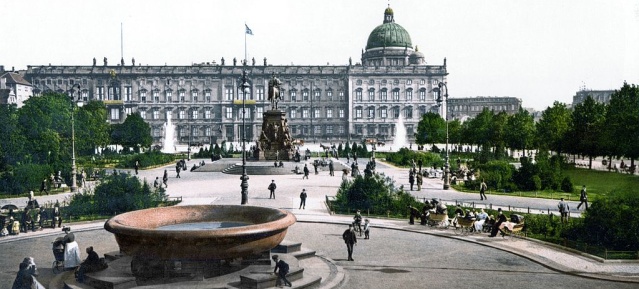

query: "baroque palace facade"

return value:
[24, 7, 447, 147]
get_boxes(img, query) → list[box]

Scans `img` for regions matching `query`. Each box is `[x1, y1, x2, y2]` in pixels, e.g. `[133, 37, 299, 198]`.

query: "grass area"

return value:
[563, 166, 639, 200]
[452, 166, 639, 202]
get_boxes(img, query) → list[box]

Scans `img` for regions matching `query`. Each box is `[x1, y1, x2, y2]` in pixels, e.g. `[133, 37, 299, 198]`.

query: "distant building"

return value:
[0, 71, 33, 108]
[572, 88, 614, 107]
[446, 96, 522, 121]
[23, 6, 448, 147]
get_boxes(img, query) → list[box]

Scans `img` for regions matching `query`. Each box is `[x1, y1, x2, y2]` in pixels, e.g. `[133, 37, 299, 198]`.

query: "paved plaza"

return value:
[1, 157, 638, 289]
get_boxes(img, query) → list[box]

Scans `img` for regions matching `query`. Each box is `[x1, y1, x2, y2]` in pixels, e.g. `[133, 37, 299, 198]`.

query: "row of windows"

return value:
[353, 124, 415, 136]
[354, 89, 431, 102]
[354, 78, 439, 86]
[151, 124, 348, 138]
[450, 104, 518, 112]
[354, 107, 414, 119]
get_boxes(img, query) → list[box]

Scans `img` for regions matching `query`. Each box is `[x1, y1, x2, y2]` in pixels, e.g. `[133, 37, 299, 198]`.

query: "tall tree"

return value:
[111, 113, 152, 152]
[17, 92, 73, 168]
[568, 96, 606, 169]
[490, 111, 509, 159]
[75, 101, 110, 155]
[415, 112, 446, 146]
[505, 108, 536, 157]
[0, 104, 25, 169]
[536, 101, 572, 155]
[605, 82, 639, 167]
[465, 108, 494, 148]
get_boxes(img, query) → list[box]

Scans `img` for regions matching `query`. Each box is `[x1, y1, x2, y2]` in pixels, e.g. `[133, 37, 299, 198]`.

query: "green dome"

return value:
[366, 22, 413, 50]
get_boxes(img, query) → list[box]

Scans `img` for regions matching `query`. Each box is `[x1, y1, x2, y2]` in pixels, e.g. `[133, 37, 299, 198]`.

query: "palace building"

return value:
[24, 6, 448, 147]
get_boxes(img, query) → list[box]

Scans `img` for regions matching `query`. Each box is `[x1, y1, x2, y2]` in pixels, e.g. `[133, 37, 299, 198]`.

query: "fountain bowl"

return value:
[104, 205, 296, 260]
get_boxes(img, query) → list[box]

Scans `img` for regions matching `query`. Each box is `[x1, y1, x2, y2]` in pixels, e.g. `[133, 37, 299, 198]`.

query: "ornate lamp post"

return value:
[69, 84, 81, 192]
[434, 82, 450, 190]
[239, 70, 250, 204]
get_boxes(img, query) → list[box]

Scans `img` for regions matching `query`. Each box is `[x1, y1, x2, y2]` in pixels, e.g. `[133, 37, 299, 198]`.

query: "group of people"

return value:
[1, 193, 62, 237]
[343, 210, 371, 261]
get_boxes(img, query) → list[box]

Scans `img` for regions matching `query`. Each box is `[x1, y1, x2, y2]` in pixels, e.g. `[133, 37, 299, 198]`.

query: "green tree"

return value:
[75, 101, 110, 155]
[605, 83, 639, 168]
[111, 113, 152, 152]
[0, 104, 25, 169]
[505, 108, 535, 157]
[490, 111, 509, 159]
[447, 119, 463, 146]
[415, 112, 445, 146]
[17, 92, 73, 170]
[536, 101, 571, 155]
[567, 96, 606, 169]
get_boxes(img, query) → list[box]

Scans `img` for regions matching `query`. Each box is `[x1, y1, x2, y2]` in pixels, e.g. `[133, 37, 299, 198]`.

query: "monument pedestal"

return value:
[259, 110, 295, 161]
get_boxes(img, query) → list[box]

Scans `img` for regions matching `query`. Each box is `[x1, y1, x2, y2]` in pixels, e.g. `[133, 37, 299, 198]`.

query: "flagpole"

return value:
[244, 22, 247, 64]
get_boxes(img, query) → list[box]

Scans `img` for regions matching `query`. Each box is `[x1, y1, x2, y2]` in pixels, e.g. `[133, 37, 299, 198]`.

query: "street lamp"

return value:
[239, 70, 250, 205]
[69, 84, 81, 192]
[433, 82, 450, 190]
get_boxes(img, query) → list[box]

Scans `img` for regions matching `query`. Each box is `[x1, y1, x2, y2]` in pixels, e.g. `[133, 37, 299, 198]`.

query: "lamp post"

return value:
[69, 84, 81, 192]
[239, 70, 250, 205]
[434, 82, 450, 190]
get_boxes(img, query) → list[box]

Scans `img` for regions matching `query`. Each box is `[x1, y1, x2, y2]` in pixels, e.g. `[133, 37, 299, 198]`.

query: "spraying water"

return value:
[392, 115, 408, 151]
[161, 112, 176, 154]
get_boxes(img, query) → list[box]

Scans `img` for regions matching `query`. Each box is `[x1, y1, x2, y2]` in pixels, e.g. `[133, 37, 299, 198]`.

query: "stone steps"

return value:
[57, 239, 337, 289]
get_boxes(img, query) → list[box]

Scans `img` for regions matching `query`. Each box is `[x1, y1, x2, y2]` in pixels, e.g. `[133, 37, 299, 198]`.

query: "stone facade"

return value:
[22, 6, 448, 148]
[446, 96, 522, 121]
[572, 89, 614, 107]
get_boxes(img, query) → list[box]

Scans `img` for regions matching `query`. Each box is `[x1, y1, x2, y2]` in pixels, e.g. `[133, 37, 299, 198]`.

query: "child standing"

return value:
[363, 219, 370, 239]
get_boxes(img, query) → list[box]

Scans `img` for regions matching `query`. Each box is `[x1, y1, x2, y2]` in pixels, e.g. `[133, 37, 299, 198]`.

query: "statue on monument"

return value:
[268, 74, 282, 110]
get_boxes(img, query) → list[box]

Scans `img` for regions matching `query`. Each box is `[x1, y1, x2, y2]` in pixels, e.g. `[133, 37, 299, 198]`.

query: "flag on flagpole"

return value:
[245, 24, 253, 35]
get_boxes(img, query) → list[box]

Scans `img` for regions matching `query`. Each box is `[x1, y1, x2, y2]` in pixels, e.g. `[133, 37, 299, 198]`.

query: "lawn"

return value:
[563, 167, 639, 200]
[453, 166, 639, 202]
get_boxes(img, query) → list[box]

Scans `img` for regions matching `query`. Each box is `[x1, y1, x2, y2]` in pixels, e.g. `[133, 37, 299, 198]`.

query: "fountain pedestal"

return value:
[258, 110, 295, 161]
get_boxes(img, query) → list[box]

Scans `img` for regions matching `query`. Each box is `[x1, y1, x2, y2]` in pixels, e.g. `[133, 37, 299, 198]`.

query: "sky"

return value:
[2, 0, 638, 111]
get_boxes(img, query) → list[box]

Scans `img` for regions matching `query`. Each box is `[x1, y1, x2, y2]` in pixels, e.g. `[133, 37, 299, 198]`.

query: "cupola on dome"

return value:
[365, 6, 412, 50]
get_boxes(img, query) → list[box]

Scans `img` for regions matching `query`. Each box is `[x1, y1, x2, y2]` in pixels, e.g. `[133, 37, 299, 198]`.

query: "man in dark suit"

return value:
[342, 224, 357, 261]
[272, 255, 292, 287]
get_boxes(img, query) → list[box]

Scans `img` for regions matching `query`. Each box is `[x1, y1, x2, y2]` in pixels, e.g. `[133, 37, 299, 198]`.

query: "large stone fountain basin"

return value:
[104, 205, 296, 260]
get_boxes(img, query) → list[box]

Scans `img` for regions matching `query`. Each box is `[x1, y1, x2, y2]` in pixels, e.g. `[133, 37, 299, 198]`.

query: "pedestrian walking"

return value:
[162, 170, 168, 188]
[271, 255, 292, 287]
[416, 171, 423, 190]
[408, 170, 415, 191]
[558, 197, 569, 223]
[299, 189, 307, 209]
[479, 179, 488, 200]
[577, 185, 588, 210]
[302, 164, 309, 179]
[40, 178, 49, 195]
[153, 177, 160, 189]
[175, 163, 181, 178]
[134, 160, 139, 175]
[268, 180, 277, 199]
[329, 160, 335, 176]
[342, 224, 357, 261]
[313, 162, 319, 175]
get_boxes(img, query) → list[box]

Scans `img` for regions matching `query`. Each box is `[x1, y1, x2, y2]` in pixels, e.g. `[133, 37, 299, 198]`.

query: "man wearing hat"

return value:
[299, 189, 307, 209]
[268, 180, 277, 199]
[342, 224, 357, 261]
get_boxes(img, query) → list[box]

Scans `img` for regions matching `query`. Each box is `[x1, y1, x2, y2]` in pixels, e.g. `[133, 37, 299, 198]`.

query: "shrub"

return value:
[334, 172, 420, 217]
[560, 176, 574, 193]
[120, 151, 176, 169]
[0, 163, 52, 195]
[384, 148, 443, 169]
[66, 173, 167, 216]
